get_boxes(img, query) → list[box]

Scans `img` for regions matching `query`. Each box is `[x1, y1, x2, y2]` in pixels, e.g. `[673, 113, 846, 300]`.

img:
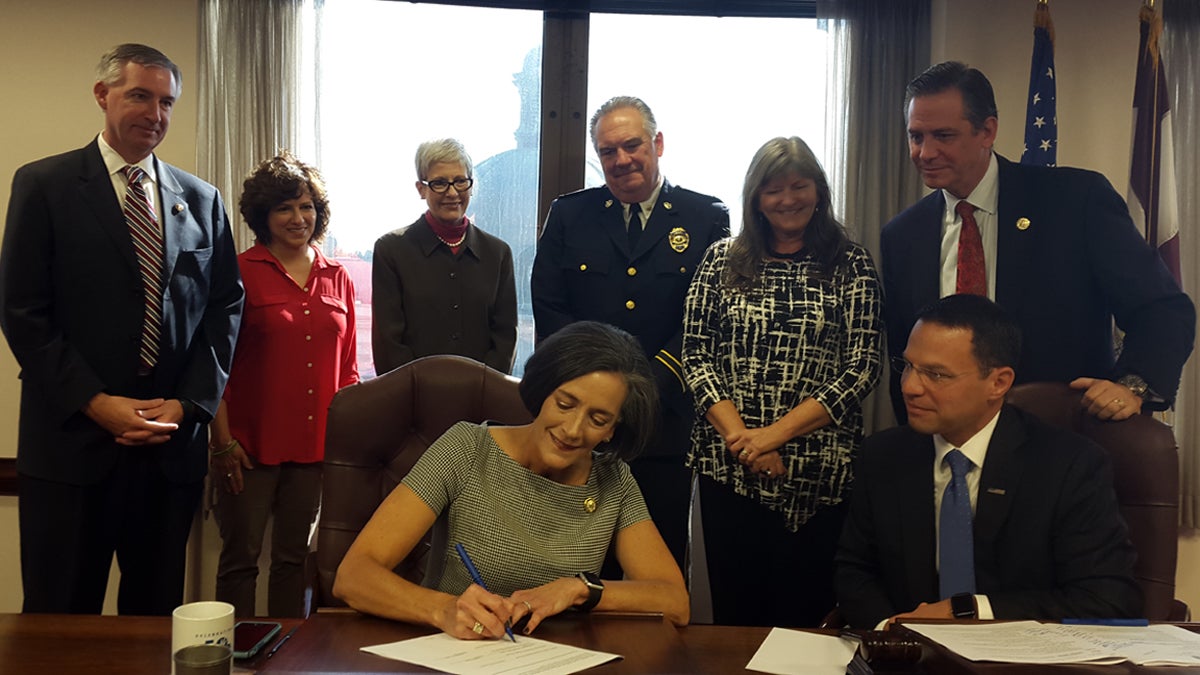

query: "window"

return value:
[586, 13, 827, 232]
[311, 2, 824, 377]
[315, 1, 542, 377]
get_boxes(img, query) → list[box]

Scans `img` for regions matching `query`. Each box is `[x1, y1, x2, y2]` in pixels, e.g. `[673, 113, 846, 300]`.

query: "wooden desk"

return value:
[260, 611, 696, 674]
[0, 612, 701, 674]
[5, 612, 1198, 675]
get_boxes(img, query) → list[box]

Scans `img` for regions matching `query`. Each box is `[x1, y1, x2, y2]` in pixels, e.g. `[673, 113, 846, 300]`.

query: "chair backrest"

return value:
[1005, 382, 1181, 620]
[315, 355, 532, 607]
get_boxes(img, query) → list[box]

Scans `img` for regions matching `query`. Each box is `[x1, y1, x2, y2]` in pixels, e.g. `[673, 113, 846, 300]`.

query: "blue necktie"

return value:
[939, 449, 976, 597]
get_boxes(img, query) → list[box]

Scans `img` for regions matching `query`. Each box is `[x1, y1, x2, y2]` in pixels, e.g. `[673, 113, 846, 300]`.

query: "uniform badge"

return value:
[1016, 217, 1031, 231]
[604, 199, 613, 208]
[663, 201, 673, 210]
[668, 227, 689, 253]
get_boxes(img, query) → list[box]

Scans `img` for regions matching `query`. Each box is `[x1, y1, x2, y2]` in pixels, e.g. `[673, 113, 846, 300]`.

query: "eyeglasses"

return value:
[421, 177, 474, 194]
[891, 356, 979, 387]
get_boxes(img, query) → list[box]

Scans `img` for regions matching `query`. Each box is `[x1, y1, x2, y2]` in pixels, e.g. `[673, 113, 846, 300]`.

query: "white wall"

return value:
[0, 0, 1195, 618]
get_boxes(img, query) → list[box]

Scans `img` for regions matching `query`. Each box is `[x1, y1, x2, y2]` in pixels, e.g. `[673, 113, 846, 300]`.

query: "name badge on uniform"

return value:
[668, 227, 689, 253]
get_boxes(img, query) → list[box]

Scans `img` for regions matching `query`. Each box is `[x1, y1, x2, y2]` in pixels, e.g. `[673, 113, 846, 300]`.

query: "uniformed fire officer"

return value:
[531, 96, 730, 572]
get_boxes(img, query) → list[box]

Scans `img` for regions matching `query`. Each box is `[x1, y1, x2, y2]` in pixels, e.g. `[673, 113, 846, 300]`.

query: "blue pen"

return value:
[455, 543, 516, 642]
[1062, 618, 1150, 626]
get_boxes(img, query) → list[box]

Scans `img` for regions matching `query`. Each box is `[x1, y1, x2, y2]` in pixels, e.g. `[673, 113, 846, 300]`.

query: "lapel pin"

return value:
[1016, 217, 1030, 231]
[172, 203, 186, 215]
[604, 199, 613, 208]
[986, 487, 1007, 495]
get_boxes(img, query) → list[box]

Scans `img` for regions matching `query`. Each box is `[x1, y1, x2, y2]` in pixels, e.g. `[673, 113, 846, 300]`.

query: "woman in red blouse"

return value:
[210, 151, 359, 617]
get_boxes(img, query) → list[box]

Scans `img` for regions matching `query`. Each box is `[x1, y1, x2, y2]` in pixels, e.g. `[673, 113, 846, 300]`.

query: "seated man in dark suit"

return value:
[834, 294, 1141, 629]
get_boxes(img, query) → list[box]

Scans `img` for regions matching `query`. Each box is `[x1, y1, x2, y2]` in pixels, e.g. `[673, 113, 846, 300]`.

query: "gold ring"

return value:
[523, 601, 532, 612]
[472, 621, 484, 634]
[739, 450, 749, 459]
[1112, 398, 1124, 407]
[764, 469, 772, 477]
[226, 473, 233, 478]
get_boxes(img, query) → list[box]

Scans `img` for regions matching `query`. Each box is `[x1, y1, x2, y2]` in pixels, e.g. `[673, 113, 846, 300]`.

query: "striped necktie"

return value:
[123, 165, 164, 371]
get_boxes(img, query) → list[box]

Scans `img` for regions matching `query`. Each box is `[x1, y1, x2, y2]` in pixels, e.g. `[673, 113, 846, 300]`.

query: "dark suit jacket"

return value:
[531, 181, 729, 456]
[834, 405, 1142, 629]
[0, 140, 244, 485]
[882, 155, 1194, 419]
[371, 216, 518, 375]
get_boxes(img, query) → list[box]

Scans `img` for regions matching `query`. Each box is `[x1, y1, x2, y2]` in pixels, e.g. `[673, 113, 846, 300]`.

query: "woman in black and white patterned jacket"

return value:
[683, 136, 884, 628]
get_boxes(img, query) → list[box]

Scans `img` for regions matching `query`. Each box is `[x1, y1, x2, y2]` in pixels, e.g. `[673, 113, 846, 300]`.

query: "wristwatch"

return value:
[1117, 374, 1151, 400]
[950, 592, 977, 619]
[576, 572, 604, 611]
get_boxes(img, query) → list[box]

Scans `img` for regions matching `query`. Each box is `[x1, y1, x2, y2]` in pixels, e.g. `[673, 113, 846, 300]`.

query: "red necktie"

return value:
[123, 165, 164, 370]
[955, 200, 986, 296]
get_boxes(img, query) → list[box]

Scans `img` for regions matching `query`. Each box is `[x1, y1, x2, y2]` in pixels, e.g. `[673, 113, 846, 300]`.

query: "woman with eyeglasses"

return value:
[681, 137, 883, 627]
[371, 138, 518, 376]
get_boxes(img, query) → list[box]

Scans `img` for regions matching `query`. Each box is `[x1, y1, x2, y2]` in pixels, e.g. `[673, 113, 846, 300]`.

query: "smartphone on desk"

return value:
[233, 620, 282, 659]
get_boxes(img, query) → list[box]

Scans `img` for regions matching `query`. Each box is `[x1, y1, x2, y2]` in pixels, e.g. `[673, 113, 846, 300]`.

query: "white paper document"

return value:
[362, 632, 622, 675]
[745, 627, 859, 675]
[908, 621, 1200, 666]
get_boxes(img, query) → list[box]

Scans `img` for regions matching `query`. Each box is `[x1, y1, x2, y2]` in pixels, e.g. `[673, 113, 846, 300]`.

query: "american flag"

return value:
[1128, 2, 1180, 284]
[1021, 1, 1056, 166]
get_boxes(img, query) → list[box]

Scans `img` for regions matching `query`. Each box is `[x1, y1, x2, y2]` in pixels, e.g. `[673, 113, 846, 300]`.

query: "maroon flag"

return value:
[1128, 2, 1180, 284]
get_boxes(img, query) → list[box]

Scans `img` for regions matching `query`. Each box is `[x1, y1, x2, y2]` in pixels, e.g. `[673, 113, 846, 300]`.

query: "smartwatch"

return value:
[576, 571, 604, 611]
[950, 592, 977, 619]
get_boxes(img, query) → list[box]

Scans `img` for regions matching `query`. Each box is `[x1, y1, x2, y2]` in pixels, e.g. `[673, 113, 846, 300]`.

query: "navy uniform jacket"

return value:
[882, 155, 1194, 419]
[531, 181, 729, 455]
[0, 139, 244, 485]
[834, 405, 1142, 629]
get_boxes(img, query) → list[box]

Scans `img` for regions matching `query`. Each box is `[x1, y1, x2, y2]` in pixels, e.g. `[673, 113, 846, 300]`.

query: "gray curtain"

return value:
[817, 0, 931, 434]
[1164, 0, 1200, 528]
[197, 0, 308, 251]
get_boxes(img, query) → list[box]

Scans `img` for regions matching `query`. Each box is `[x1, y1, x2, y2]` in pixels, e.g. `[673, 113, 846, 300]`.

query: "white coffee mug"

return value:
[171, 601, 234, 674]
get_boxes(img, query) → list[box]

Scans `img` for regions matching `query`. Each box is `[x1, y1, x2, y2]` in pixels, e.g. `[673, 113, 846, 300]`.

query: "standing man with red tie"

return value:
[0, 44, 244, 615]
[531, 96, 729, 573]
[881, 61, 1192, 423]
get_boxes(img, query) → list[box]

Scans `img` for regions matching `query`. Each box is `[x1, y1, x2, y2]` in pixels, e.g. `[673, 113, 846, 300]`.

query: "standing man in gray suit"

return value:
[0, 44, 244, 615]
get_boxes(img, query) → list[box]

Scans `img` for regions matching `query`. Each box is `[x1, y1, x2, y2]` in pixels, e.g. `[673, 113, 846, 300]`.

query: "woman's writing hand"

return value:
[444, 583, 516, 640]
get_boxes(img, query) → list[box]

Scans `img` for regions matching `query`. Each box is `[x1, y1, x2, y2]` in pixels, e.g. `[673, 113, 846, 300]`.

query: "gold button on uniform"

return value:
[579, 263, 588, 271]
[625, 300, 635, 310]
[626, 267, 637, 276]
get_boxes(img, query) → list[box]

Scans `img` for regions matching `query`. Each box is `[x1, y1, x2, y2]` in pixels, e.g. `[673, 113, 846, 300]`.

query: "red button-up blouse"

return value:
[224, 243, 359, 465]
